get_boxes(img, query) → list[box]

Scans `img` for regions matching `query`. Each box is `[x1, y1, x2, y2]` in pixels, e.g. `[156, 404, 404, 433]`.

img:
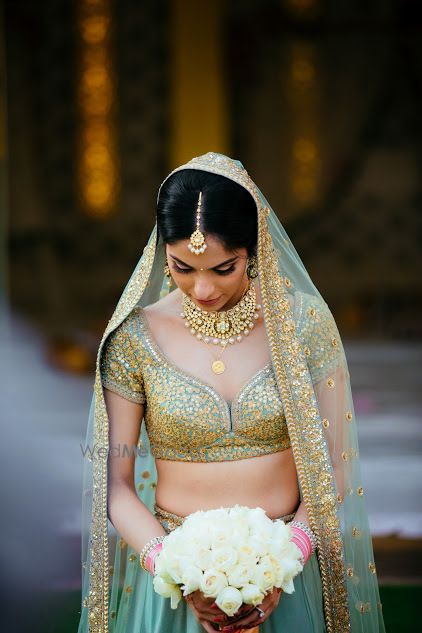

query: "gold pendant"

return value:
[212, 360, 225, 374]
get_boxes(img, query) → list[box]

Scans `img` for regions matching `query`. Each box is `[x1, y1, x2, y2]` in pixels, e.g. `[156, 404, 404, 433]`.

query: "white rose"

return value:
[209, 524, 235, 548]
[284, 540, 304, 562]
[199, 568, 228, 598]
[240, 583, 265, 607]
[153, 550, 176, 584]
[248, 510, 274, 541]
[253, 556, 277, 592]
[272, 519, 291, 543]
[229, 520, 250, 541]
[164, 529, 185, 549]
[227, 506, 251, 539]
[190, 543, 213, 571]
[183, 516, 213, 549]
[210, 546, 238, 573]
[163, 553, 191, 584]
[226, 563, 254, 588]
[237, 543, 260, 567]
[152, 576, 182, 609]
[276, 557, 303, 594]
[269, 528, 294, 559]
[215, 586, 243, 617]
[180, 565, 203, 596]
[248, 533, 270, 557]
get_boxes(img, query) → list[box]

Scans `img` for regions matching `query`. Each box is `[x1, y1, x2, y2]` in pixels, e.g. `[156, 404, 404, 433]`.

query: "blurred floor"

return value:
[1, 310, 421, 592]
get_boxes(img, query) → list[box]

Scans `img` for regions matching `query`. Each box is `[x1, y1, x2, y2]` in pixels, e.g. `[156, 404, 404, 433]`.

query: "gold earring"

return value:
[246, 255, 258, 279]
[164, 261, 174, 289]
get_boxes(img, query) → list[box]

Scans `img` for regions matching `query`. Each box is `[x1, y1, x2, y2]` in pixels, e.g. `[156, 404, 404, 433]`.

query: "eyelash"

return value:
[172, 264, 236, 276]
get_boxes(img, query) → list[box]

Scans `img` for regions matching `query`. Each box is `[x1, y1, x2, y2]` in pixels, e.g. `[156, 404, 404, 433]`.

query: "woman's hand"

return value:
[214, 587, 283, 631]
[184, 590, 257, 633]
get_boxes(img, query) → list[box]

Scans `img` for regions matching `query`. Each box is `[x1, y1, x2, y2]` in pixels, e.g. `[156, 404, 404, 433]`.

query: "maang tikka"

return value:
[188, 191, 208, 255]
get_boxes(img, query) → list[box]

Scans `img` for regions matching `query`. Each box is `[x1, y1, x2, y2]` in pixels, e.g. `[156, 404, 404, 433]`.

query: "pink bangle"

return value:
[145, 541, 163, 575]
[291, 526, 313, 565]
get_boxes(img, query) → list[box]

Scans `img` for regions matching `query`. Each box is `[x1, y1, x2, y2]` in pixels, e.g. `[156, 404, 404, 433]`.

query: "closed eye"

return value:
[171, 264, 236, 275]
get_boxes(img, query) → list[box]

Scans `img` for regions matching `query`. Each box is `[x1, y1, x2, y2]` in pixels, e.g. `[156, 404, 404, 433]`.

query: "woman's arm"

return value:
[105, 387, 167, 553]
[292, 500, 310, 525]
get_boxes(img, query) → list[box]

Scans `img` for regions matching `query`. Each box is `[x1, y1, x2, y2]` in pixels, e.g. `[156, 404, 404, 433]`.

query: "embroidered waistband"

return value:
[153, 502, 296, 534]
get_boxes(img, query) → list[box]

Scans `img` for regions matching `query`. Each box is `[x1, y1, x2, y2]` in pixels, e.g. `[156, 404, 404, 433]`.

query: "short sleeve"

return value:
[100, 320, 146, 404]
[295, 291, 345, 383]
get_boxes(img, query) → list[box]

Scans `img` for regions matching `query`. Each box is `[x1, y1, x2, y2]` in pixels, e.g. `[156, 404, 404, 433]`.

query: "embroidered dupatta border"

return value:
[88, 229, 158, 632]
[256, 208, 349, 632]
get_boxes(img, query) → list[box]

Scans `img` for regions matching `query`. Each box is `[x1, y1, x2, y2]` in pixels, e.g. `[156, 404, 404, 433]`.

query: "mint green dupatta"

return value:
[78, 152, 385, 633]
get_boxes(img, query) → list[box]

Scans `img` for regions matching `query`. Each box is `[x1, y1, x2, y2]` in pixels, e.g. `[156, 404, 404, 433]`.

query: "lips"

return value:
[195, 296, 222, 306]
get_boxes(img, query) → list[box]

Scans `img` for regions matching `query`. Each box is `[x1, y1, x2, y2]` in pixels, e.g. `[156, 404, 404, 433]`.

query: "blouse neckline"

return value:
[136, 307, 273, 412]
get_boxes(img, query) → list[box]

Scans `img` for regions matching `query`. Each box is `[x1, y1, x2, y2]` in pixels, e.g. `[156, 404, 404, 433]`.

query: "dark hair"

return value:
[157, 169, 257, 256]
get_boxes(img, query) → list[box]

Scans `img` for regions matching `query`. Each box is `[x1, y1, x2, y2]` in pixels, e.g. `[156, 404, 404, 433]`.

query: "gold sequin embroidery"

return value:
[100, 324, 146, 404]
[101, 307, 291, 462]
[352, 526, 362, 539]
[297, 293, 344, 384]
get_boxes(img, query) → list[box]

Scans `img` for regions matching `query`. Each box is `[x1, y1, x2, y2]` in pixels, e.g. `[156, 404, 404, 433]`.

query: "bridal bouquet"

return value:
[152, 505, 303, 616]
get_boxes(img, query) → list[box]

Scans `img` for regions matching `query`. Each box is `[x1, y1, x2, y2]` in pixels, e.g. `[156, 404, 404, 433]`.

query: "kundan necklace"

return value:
[181, 282, 261, 374]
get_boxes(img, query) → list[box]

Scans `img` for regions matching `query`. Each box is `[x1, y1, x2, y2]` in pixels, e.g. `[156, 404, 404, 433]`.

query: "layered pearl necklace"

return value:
[181, 282, 262, 374]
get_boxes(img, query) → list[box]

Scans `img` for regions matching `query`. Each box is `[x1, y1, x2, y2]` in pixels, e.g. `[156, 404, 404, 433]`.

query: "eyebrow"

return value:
[169, 254, 239, 269]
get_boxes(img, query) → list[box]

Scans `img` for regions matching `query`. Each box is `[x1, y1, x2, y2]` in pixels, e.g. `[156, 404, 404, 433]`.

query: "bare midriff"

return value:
[154, 447, 299, 519]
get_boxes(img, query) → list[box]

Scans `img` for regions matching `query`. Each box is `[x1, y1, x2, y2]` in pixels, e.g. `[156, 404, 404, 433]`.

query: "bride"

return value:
[77, 152, 385, 633]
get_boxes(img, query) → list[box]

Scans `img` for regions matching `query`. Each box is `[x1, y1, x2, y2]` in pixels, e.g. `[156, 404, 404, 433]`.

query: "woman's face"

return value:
[165, 235, 250, 311]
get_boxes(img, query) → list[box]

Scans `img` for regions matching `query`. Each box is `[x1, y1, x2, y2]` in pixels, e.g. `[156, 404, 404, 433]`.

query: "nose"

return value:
[193, 276, 217, 301]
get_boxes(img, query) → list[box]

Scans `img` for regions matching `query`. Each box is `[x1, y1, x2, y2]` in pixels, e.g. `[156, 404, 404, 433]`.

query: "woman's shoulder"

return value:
[142, 289, 183, 332]
[100, 309, 148, 404]
[109, 304, 145, 339]
[102, 303, 153, 361]
[109, 289, 182, 354]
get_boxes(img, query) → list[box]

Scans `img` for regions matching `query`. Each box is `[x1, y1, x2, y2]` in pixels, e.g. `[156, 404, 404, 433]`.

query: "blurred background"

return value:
[0, 0, 421, 631]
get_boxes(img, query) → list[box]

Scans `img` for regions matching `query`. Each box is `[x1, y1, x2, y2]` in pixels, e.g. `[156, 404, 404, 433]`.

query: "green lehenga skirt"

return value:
[105, 504, 326, 633]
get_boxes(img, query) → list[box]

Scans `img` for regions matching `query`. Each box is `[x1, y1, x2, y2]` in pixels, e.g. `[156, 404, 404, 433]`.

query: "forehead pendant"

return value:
[188, 191, 208, 255]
